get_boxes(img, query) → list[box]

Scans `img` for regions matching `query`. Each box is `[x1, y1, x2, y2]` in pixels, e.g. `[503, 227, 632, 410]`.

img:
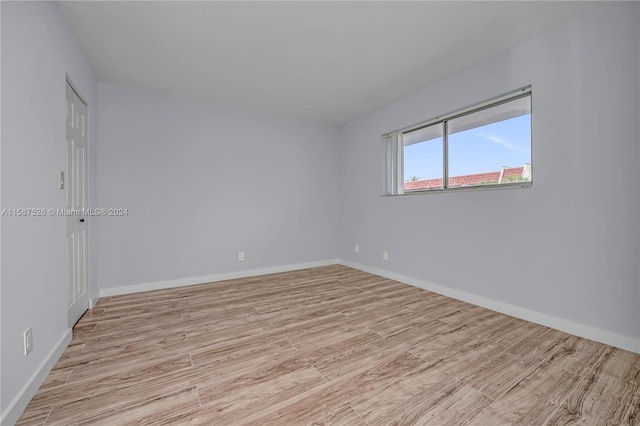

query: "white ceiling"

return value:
[60, 1, 598, 126]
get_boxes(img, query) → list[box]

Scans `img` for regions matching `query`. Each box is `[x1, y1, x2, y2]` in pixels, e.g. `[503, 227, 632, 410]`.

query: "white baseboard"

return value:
[1, 329, 72, 426]
[339, 260, 640, 354]
[99, 259, 340, 298]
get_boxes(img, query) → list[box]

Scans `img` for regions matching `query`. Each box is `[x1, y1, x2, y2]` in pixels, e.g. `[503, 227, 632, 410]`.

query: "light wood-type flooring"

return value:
[17, 265, 640, 425]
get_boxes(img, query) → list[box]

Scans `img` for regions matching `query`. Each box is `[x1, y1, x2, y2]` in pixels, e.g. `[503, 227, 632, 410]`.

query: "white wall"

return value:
[96, 83, 339, 292]
[0, 1, 97, 422]
[338, 3, 640, 347]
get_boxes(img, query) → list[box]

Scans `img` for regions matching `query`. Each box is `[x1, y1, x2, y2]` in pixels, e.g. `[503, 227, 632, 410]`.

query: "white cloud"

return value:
[481, 134, 530, 155]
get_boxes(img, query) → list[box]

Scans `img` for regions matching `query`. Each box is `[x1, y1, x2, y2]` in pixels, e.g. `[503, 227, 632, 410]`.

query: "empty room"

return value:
[1, 1, 640, 424]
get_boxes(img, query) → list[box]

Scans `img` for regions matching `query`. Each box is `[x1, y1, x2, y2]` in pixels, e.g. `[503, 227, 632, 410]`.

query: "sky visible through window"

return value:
[403, 114, 531, 181]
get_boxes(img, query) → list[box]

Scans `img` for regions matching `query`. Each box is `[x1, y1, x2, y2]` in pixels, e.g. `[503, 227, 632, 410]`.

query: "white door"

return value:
[66, 81, 89, 327]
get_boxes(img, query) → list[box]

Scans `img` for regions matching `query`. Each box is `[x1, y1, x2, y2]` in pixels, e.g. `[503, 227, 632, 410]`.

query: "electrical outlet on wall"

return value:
[238, 251, 245, 262]
[23, 327, 33, 356]
[354, 245, 359, 253]
[383, 251, 389, 261]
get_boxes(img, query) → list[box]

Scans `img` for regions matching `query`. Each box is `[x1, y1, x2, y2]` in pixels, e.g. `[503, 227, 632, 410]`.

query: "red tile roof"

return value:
[404, 166, 526, 191]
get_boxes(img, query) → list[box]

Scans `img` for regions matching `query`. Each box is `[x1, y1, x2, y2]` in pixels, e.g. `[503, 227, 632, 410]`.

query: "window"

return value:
[385, 87, 531, 195]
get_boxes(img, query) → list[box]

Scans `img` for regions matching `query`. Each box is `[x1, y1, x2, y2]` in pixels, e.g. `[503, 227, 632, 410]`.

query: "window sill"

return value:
[381, 181, 532, 197]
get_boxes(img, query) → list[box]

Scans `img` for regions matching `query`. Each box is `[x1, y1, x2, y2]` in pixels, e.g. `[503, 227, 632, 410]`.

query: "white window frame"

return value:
[384, 86, 532, 195]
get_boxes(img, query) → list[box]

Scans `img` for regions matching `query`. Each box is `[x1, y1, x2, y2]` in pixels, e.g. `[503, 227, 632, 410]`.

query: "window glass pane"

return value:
[447, 96, 531, 188]
[403, 123, 443, 191]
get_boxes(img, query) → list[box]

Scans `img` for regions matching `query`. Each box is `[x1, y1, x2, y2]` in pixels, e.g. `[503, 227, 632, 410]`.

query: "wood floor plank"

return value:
[349, 357, 463, 425]
[189, 335, 295, 368]
[507, 326, 574, 360]
[474, 316, 541, 348]
[41, 363, 208, 424]
[236, 351, 425, 425]
[365, 308, 434, 338]
[66, 353, 193, 388]
[387, 382, 492, 426]
[15, 406, 52, 426]
[461, 348, 545, 399]
[466, 362, 583, 425]
[407, 320, 502, 362]
[544, 335, 612, 377]
[622, 393, 640, 425]
[16, 265, 640, 425]
[37, 367, 74, 391]
[197, 366, 326, 423]
[28, 355, 195, 416]
[74, 386, 200, 426]
[309, 405, 369, 426]
[544, 347, 640, 425]
[405, 296, 469, 318]
[313, 331, 401, 381]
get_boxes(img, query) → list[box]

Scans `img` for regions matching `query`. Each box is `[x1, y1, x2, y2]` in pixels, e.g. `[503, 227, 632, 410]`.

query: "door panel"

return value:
[66, 81, 89, 327]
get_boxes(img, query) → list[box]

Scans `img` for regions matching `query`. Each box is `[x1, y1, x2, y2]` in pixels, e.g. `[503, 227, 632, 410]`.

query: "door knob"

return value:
[80, 218, 85, 223]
